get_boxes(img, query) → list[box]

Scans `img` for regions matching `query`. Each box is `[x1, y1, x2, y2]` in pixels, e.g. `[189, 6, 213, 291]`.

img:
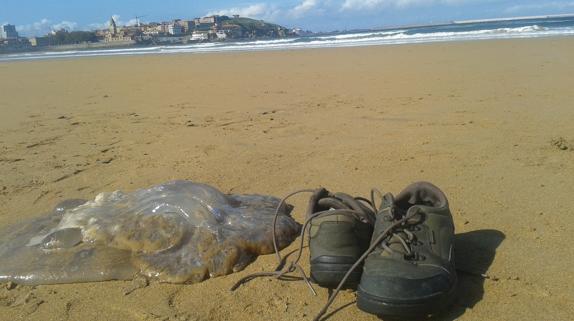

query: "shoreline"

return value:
[2, 32, 574, 63]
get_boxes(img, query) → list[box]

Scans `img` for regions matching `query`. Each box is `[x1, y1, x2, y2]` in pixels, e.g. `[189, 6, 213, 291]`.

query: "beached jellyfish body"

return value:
[0, 181, 300, 285]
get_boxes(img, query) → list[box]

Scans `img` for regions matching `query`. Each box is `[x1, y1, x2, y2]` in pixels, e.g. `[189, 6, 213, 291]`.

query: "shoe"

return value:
[308, 188, 374, 288]
[356, 182, 457, 317]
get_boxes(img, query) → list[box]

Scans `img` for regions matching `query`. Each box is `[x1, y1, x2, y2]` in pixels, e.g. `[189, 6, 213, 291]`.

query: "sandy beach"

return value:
[1, 37, 573, 320]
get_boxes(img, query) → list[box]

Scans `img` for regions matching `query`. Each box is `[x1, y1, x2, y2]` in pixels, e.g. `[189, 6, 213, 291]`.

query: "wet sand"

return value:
[1, 37, 573, 320]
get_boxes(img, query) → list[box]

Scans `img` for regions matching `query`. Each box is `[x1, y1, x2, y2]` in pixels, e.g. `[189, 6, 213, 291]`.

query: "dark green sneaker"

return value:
[356, 182, 457, 317]
[308, 188, 374, 288]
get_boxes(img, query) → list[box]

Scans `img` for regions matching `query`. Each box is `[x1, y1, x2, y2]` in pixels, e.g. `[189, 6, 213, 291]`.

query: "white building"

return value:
[168, 24, 183, 36]
[191, 32, 208, 41]
[215, 30, 227, 39]
[0, 24, 18, 39]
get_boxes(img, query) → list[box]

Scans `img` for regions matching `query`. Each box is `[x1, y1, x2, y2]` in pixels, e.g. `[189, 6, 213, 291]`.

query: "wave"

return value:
[315, 30, 407, 40]
[1, 23, 573, 62]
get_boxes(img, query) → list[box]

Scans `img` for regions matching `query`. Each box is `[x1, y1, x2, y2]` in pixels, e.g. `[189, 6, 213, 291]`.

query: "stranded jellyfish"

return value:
[0, 181, 300, 285]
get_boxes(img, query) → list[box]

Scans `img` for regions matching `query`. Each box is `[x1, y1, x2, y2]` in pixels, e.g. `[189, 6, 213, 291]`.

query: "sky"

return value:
[2, 0, 574, 36]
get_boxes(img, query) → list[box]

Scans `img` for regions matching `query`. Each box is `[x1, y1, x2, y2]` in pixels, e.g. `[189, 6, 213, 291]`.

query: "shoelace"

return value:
[379, 205, 425, 259]
[230, 188, 422, 321]
[230, 189, 375, 294]
[377, 203, 456, 277]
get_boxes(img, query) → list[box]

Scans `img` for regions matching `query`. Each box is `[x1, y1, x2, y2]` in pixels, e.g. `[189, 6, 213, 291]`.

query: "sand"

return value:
[1, 37, 573, 321]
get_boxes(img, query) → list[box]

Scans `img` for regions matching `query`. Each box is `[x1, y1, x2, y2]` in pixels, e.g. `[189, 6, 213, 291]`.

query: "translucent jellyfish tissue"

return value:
[0, 181, 301, 285]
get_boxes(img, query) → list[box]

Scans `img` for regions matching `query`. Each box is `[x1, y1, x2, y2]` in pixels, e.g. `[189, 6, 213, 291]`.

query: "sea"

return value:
[1, 15, 574, 62]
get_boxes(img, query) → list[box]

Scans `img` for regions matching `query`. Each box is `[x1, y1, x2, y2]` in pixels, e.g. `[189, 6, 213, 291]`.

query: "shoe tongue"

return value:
[385, 231, 411, 254]
[378, 206, 421, 257]
[404, 205, 424, 225]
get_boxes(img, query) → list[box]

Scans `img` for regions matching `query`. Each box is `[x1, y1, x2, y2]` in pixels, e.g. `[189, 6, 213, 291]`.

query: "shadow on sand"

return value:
[427, 228, 506, 321]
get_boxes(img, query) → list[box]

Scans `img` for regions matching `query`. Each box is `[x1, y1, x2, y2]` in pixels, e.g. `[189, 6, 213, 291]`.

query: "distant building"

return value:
[191, 31, 208, 41]
[157, 23, 170, 34]
[141, 23, 161, 35]
[174, 20, 194, 34]
[200, 16, 214, 24]
[105, 16, 133, 42]
[168, 23, 183, 36]
[194, 22, 215, 32]
[109, 17, 118, 35]
[95, 29, 108, 37]
[215, 30, 227, 39]
[0, 24, 18, 39]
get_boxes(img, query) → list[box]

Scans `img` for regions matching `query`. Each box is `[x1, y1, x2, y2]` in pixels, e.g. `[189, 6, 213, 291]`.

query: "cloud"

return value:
[505, 1, 574, 13]
[52, 21, 78, 31]
[341, 0, 469, 11]
[207, 1, 327, 23]
[16, 18, 78, 36]
[110, 15, 139, 27]
[290, 0, 320, 17]
[87, 22, 108, 30]
[206, 4, 281, 20]
[87, 14, 139, 31]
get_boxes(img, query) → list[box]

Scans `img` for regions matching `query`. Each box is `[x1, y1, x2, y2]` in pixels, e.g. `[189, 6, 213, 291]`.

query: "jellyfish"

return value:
[0, 180, 300, 285]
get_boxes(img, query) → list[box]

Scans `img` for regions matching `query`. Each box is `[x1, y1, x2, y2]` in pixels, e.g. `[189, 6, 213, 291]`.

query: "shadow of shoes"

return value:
[427, 229, 506, 321]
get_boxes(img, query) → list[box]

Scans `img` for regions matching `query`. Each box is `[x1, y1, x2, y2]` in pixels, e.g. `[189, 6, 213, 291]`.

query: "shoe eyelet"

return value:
[409, 226, 422, 232]
[404, 252, 425, 262]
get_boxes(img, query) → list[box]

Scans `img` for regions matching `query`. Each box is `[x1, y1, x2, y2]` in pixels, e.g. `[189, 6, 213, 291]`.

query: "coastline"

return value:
[2, 34, 574, 63]
[1, 37, 573, 320]
[1, 35, 573, 65]
[2, 16, 574, 63]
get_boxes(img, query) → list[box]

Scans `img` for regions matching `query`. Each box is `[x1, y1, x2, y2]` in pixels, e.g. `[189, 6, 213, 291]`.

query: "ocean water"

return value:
[1, 15, 574, 62]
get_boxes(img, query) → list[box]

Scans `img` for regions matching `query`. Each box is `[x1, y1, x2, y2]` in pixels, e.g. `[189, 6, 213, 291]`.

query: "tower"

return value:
[109, 17, 117, 35]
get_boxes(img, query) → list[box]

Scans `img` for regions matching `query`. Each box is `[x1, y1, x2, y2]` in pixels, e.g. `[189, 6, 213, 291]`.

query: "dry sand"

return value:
[1, 37, 573, 321]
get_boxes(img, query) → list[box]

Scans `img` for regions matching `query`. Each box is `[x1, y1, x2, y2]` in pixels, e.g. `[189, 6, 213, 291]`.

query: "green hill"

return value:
[220, 17, 292, 38]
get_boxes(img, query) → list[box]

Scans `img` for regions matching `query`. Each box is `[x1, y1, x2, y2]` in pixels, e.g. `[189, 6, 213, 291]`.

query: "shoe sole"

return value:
[310, 256, 362, 288]
[356, 281, 457, 317]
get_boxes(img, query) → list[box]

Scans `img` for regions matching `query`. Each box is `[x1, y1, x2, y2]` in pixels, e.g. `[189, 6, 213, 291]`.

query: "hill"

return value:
[220, 17, 293, 38]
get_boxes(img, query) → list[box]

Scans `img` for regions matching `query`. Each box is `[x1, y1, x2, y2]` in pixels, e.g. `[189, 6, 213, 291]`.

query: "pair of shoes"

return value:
[230, 181, 456, 320]
[309, 182, 457, 318]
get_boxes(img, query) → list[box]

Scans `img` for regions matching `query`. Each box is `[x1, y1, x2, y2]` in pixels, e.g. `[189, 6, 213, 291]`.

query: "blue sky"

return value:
[2, 0, 574, 36]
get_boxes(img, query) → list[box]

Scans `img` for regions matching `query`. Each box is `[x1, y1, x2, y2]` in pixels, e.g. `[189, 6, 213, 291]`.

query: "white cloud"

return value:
[207, 1, 328, 22]
[112, 15, 139, 27]
[206, 4, 281, 20]
[87, 22, 108, 30]
[506, 1, 574, 13]
[124, 19, 139, 26]
[16, 18, 78, 36]
[16, 18, 50, 34]
[341, 0, 469, 11]
[290, 0, 320, 17]
[52, 21, 78, 31]
[87, 14, 139, 31]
